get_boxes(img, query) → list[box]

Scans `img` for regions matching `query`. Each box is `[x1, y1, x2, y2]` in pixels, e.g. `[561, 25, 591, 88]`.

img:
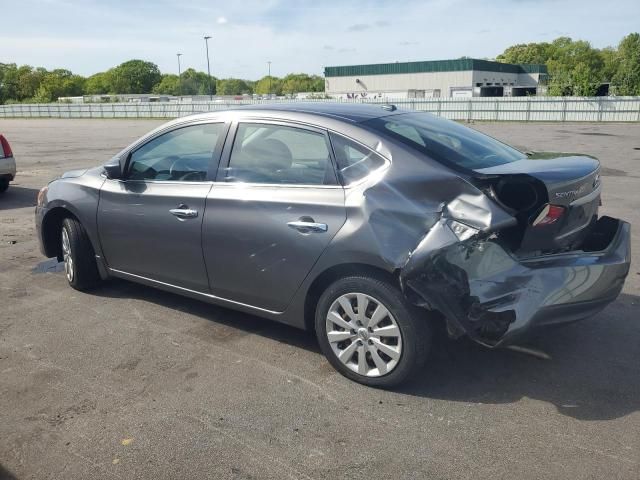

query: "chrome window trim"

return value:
[105, 177, 342, 189]
[211, 181, 343, 190]
[106, 178, 214, 186]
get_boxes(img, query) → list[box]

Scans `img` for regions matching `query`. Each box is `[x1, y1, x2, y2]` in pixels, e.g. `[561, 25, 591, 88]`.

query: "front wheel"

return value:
[315, 275, 431, 388]
[61, 217, 101, 291]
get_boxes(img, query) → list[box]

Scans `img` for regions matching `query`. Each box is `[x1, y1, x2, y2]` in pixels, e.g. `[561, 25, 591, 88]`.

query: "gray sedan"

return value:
[35, 104, 631, 387]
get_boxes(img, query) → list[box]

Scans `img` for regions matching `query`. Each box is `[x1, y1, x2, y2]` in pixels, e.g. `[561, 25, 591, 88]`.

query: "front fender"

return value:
[38, 171, 105, 263]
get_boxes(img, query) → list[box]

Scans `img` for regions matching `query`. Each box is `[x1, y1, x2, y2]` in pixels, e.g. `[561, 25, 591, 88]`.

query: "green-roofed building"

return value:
[323, 59, 547, 99]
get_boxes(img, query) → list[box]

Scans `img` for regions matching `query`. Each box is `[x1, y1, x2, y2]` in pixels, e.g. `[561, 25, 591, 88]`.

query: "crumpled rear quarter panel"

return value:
[400, 217, 631, 346]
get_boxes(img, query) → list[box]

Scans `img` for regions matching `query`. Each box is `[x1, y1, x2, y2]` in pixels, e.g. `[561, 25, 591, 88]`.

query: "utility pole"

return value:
[267, 61, 272, 98]
[204, 35, 213, 100]
[176, 53, 182, 97]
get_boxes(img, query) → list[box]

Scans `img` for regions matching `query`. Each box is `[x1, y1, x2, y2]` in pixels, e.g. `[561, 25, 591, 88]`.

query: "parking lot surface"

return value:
[1, 118, 639, 479]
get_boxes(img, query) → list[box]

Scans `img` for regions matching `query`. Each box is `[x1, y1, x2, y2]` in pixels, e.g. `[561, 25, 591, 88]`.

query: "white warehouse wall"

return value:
[471, 70, 520, 87]
[325, 71, 474, 98]
[327, 70, 542, 98]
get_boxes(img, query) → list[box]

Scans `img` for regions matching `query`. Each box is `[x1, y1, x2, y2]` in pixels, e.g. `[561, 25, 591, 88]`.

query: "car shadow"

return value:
[0, 186, 39, 211]
[46, 267, 640, 421]
[91, 277, 320, 354]
[400, 292, 640, 421]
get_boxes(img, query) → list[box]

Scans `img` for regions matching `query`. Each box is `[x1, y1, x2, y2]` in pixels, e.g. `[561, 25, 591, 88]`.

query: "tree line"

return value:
[496, 33, 640, 96]
[0, 59, 325, 104]
[1, 32, 638, 103]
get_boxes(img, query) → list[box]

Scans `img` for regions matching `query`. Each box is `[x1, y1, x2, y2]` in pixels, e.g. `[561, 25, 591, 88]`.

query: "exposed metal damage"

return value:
[399, 198, 631, 348]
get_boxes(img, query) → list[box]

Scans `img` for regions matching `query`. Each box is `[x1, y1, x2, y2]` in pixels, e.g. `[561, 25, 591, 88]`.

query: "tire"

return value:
[0, 179, 9, 194]
[61, 217, 101, 291]
[315, 274, 431, 388]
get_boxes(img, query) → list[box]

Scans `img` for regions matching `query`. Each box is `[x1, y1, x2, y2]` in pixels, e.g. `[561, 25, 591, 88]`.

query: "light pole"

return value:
[176, 53, 182, 98]
[267, 61, 272, 98]
[203, 35, 213, 100]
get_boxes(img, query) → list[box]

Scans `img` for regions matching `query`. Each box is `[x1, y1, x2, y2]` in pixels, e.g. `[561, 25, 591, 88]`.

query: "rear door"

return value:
[202, 121, 346, 312]
[98, 121, 228, 292]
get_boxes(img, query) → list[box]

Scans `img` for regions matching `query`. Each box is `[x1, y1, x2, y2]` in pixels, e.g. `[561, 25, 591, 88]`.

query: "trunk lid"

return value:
[475, 154, 601, 253]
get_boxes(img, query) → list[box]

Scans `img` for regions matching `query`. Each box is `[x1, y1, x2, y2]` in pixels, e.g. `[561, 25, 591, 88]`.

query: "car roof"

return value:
[197, 102, 406, 124]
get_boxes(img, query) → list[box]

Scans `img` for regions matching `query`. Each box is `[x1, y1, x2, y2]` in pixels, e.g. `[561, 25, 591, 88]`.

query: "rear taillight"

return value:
[532, 204, 565, 227]
[0, 135, 12, 158]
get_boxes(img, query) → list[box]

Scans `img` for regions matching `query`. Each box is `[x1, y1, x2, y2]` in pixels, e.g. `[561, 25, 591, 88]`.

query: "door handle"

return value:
[287, 220, 328, 233]
[170, 206, 198, 219]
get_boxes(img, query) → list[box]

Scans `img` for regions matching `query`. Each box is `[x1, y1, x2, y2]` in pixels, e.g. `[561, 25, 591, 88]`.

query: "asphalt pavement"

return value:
[1, 118, 638, 479]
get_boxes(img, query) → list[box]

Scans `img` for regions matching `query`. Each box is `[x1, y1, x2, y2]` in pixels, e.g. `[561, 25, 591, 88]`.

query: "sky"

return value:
[1, 0, 638, 79]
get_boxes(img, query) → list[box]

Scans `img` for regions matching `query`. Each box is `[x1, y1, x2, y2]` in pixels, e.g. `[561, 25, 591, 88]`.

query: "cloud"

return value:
[2, 0, 638, 79]
[347, 20, 390, 32]
[347, 23, 370, 32]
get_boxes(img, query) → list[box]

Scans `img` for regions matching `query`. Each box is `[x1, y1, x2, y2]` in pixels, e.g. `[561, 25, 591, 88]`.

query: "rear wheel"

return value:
[61, 217, 101, 291]
[0, 179, 9, 193]
[315, 275, 431, 388]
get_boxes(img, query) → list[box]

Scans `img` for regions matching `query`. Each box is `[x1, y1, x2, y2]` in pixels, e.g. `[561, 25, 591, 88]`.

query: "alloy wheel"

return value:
[61, 227, 74, 282]
[326, 292, 402, 377]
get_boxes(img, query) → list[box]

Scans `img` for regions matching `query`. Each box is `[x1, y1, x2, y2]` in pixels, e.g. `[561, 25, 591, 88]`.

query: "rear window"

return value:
[366, 113, 525, 170]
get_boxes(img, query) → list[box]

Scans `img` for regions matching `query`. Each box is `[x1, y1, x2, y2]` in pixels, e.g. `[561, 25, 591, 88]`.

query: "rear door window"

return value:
[225, 123, 337, 185]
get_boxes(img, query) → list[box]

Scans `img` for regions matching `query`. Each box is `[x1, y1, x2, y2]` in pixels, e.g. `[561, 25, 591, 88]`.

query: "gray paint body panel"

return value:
[203, 183, 346, 311]
[35, 104, 632, 345]
[98, 180, 213, 292]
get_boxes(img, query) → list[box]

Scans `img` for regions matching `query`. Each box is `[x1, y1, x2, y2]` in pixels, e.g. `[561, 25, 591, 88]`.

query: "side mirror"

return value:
[103, 162, 122, 180]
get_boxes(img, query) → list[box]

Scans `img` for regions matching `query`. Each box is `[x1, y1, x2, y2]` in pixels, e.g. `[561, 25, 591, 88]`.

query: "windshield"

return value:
[366, 112, 526, 169]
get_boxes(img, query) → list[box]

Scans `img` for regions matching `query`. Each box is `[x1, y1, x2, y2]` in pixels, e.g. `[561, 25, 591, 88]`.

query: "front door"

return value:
[203, 121, 346, 311]
[98, 121, 227, 292]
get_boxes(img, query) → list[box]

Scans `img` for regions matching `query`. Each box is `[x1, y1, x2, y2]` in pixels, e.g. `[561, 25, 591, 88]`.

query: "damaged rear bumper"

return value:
[400, 216, 631, 347]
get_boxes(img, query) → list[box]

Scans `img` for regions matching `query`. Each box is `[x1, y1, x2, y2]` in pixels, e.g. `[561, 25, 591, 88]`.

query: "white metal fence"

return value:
[1, 97, 639, 122]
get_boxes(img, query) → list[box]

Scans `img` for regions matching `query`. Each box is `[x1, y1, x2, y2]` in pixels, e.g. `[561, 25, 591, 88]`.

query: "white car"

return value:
[0, 134, 16, 193]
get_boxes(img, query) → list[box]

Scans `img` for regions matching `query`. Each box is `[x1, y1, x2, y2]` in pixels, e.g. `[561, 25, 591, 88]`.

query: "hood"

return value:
[60, 168, 89, 179]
